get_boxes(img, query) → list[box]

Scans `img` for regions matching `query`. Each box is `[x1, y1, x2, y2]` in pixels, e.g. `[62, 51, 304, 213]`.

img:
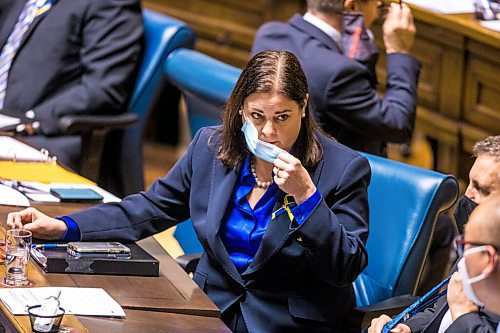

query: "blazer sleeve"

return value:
[404, 298, 442, 333]
[34, 0, 143, 135]
[323, 53, 420, 143]
[291, 154, 371, 287]
[69, 126, 203, 241]
[446, 311, 500, 333]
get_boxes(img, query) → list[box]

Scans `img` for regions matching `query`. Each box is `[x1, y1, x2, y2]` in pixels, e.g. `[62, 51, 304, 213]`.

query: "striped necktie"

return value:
[0, 0, 39, 109]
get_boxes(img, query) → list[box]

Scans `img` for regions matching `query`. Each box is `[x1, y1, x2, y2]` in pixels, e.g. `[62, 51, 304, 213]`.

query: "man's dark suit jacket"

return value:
[405, 265, 499, 333]
[69, 126, 371, 332]
[0, 0, 143, 168]
[252, 14, 421, 156]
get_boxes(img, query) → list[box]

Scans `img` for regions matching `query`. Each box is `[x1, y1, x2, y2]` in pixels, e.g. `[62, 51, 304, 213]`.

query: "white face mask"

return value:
[241, 115, 285, 163]
[457, 245, 491, 307]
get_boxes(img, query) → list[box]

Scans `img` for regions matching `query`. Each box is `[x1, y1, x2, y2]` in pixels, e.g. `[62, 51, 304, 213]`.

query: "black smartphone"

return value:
[50, 187, 103, 203]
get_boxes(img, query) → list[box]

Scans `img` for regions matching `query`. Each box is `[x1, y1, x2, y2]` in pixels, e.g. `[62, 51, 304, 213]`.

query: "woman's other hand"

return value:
[7, 208, 67, 240]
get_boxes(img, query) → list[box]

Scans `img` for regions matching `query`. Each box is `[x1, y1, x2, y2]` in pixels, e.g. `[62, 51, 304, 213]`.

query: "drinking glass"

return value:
[4, 229, 32, 286]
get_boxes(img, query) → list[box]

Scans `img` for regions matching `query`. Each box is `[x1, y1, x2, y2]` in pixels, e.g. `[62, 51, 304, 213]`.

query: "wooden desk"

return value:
[0, 203, 227, 332]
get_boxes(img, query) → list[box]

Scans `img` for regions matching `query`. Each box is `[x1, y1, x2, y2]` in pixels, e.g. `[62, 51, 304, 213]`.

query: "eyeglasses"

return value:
[455, 234, 499, 257]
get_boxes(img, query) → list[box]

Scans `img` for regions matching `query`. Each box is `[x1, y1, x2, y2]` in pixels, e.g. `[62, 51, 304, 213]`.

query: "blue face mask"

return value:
[241, 116, 285, 163]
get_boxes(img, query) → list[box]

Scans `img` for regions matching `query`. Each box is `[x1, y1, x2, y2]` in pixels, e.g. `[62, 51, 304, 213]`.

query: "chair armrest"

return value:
[58, 113, 138, 134]
[356, 294, 419, 330]
[175, 253, 201, 274]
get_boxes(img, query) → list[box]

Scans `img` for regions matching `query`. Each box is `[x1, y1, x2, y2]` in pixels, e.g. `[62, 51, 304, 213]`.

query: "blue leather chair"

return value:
[163, 48, 240, 260]
[164, 48, 241, 135]
[60, 10, 195, 196]
[354, 153, 458, 308]
[162, 49, 459, 313]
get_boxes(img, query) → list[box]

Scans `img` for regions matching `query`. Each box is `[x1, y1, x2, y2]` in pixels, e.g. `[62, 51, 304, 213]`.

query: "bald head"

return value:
[466, 195, 500, 248]
[464, 195, 500, 315]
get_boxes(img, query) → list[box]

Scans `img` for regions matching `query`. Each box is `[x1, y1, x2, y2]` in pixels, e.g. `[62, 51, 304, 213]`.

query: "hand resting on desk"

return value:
[7, 208, 66, 240]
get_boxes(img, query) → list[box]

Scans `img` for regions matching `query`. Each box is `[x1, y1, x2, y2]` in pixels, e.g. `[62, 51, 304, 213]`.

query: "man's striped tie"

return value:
[0, 0, 39, 109]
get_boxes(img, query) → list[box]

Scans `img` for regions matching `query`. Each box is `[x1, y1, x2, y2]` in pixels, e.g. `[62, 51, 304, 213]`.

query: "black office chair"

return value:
[59, 10, 195, 196]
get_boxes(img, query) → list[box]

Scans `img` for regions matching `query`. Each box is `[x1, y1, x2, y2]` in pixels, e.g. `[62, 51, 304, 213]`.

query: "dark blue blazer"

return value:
[0, 0, 143, 168]
[252, 14, 421, 156]
[70, 127, 371, 332]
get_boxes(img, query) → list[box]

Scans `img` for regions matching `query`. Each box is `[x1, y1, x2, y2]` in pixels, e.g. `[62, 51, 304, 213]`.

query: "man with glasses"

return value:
[368, 136, 500, 332]
[252, 0, 419, 157]
[459, 196, 500, 324]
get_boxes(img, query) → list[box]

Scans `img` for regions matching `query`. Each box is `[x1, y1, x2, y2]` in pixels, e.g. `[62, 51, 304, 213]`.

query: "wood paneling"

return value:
[144, 0, 500, 181]
[144, 0, 306, 67]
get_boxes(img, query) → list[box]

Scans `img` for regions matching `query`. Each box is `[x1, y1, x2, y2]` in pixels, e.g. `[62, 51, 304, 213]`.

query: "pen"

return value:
[33, 244, 67, 249]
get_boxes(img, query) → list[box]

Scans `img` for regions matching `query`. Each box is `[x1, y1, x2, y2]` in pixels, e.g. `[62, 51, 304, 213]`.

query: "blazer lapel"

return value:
[243, 192, 290, 275]
[204, 157, 244, 285]
[16, 0, 56, 52]
[0, 0, 24, 49]
[421, 296, 450, 333]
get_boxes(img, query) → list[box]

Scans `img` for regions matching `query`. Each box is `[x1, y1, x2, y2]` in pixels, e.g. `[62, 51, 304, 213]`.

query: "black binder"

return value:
[31, 243, 159, 277]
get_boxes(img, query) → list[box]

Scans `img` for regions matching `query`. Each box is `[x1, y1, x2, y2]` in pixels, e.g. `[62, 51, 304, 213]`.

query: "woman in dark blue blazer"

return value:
[8, 51, 371, 333]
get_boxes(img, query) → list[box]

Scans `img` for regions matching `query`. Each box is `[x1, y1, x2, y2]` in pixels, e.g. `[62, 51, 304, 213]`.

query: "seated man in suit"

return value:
[0, 0, 143, 170]
[460, 195, 500, 322]
[368, 135, 500, 332]
[251, 0, 420, 156]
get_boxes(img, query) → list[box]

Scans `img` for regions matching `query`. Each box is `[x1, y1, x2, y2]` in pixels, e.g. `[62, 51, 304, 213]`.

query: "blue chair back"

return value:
[164, 48, 241, 135]
[353, 153, 458, 306]
[163, 49, 459, 308]
[113, 10, 195, 196]
[163, 48, 240, 252]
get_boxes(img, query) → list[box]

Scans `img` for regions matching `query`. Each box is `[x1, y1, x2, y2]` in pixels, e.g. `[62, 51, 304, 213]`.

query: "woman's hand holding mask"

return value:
[273, 152, 316, 204]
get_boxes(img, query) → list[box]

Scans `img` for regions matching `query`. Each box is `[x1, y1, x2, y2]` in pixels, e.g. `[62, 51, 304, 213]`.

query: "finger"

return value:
[275, 151, 295, 164]
[273, 174, 285, 186]
[401, 4, 413, 28]
[7, 213, 23, 229]
[274, 158, 289, 171]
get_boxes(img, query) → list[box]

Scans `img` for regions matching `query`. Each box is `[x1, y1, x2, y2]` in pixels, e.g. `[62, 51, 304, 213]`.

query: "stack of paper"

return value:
[0, 136, 51, 162]
[0, 115, 20, 130]
[0, 287, 126, 317]
[405, 0, 475, 14]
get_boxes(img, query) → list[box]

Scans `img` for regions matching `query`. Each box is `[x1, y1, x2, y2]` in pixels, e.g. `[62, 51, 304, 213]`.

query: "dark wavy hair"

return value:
[217, 50, 322, 170]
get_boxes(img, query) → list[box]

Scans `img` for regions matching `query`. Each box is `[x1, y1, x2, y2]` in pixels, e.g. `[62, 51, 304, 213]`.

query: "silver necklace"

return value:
[250, 160, 272, 189]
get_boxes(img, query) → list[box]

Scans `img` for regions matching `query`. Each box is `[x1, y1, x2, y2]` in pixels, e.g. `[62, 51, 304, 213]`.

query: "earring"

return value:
[238, 110, 243, 115]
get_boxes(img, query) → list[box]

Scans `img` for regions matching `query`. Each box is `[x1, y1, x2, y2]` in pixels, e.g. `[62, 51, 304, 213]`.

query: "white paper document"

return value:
[0, 287, 126, 317]
[480, 20, 500, 32]
[405, 0, 475, 13]
[0, 183, 30, 206]
[0, 114, 21, 129]
[0, 181, 120, 204]
[0, 136, 51, 162]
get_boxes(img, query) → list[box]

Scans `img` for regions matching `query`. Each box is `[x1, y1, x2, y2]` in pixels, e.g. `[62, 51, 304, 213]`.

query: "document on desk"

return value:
[0, 183, 30, 206]
[0, 136, 51, 162]
[0, 114, 21, 130]
[480, 20, 500, 32]
[405, 0, 474, 13]
[0, 287, 126, 317]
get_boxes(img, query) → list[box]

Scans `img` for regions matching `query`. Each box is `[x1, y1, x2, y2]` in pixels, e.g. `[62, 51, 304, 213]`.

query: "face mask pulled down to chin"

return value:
[241, 116, 285, 163]
[454, 195, 478, 234]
